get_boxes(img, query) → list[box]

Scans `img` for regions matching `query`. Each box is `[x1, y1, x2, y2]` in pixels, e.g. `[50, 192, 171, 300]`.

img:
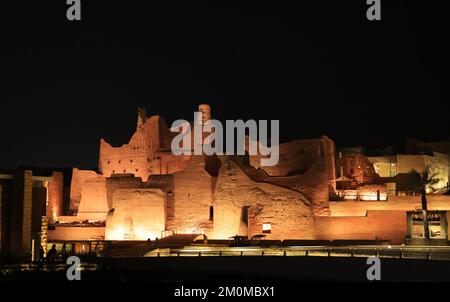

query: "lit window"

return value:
[262, 222, 271, 234]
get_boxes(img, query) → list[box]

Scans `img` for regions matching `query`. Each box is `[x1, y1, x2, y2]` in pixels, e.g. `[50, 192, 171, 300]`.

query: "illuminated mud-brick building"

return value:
[5, 104, 450, 257]
[53, 104, 336, 241]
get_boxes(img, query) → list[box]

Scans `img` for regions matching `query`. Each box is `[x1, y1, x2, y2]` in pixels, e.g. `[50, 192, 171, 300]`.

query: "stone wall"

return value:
[213, 160, 315, 240]
[105, 189, 165, 240]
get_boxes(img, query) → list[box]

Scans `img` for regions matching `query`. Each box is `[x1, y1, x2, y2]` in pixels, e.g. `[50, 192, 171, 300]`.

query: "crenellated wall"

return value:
[99, 114, 186, 181]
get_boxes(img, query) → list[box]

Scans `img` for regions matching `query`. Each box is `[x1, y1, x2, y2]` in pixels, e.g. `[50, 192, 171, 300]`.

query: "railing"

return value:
[192, 227, 205, 236]
[161, 230, 176, 239]
[161, 227, 205, 239]
[145, 246, 450, 261]
[334, 193, 388, 202]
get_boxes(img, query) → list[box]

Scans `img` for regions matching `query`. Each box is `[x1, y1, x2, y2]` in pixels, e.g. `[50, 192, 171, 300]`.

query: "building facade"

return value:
[4, 106, 450, 260]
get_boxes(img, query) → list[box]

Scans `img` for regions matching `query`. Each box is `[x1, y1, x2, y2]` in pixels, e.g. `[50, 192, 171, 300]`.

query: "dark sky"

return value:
[1, 1, 449, 169]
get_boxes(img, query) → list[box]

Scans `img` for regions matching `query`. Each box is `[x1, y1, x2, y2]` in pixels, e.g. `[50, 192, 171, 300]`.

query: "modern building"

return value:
[0, 169, 67, 260]
[369, 153, 450, 193]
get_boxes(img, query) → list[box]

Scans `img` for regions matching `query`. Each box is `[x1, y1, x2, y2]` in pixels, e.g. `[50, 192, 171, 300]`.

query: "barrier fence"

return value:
[147, 246, 450, 261]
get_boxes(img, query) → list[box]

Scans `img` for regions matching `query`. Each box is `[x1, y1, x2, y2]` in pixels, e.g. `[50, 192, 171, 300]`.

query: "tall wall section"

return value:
[213, 159, 315, 240]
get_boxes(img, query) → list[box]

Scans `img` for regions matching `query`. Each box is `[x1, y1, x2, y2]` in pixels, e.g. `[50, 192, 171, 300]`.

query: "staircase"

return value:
[104, 227, 208, 257]
[103, 241, 153, 258]
[158, 234, 199, 248]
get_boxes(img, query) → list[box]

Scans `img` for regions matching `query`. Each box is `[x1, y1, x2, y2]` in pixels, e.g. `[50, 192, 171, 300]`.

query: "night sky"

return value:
[1, 1, 449, 170]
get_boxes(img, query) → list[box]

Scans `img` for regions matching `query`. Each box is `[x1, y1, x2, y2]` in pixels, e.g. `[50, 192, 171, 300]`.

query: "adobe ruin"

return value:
[64, 104, 336, 241]
[3, 104, 450, 260]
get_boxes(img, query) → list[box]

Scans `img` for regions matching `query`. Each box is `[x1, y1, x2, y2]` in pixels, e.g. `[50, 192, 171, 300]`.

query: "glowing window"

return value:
[262, 222, 271, 234]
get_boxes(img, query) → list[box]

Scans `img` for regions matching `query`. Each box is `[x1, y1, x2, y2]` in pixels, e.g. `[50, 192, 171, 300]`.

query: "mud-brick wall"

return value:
[248, 137, 335, 217]
[246, 186, 316, 240]
[213, 160, 315, 240]
[48, 227, 105, 241]
[105, 175, 143, 209]
[70, 168, 98, 212]
[105, 189, 165, 240]
[77, 176, 109, 221]
[99, 115, 180, 181]
[47, 171, 64, 221]
[170, 156, 215, 232]
[314, 210, 406, 244]
[250, 139, 323, 177]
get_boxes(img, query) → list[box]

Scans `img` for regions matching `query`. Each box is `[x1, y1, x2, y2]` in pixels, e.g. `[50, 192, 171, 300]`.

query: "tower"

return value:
[198, 104, 211, 124]
[137, 107, 147, 130]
